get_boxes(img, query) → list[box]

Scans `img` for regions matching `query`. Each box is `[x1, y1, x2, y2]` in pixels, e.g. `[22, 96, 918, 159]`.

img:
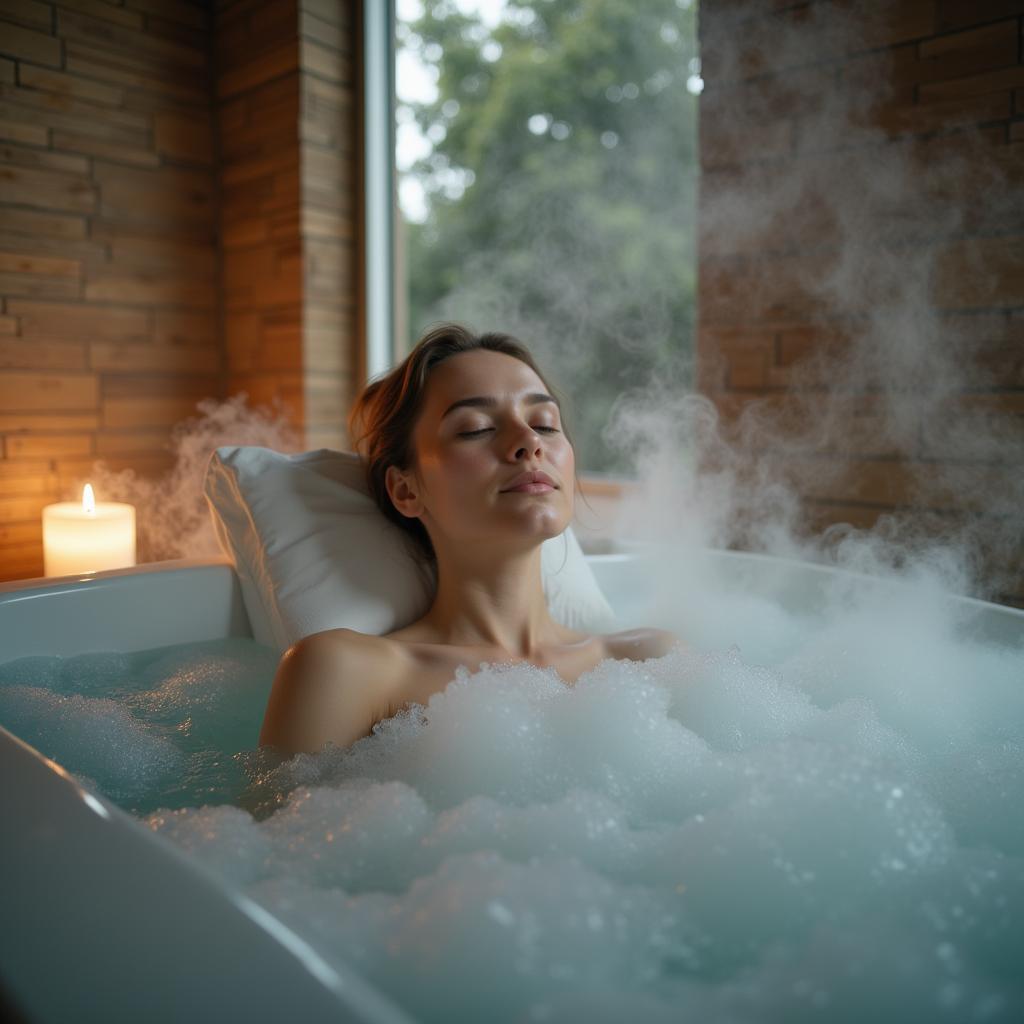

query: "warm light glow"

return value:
[42, 484, 137, 577]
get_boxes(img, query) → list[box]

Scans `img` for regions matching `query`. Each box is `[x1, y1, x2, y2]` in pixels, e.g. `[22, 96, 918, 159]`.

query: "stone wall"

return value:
[0, 0, 359, 581]
[698, 0, 1024, 606]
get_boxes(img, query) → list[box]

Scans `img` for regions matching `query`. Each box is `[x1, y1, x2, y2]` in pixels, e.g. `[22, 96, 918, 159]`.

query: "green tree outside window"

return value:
[397, 0, 701, 474]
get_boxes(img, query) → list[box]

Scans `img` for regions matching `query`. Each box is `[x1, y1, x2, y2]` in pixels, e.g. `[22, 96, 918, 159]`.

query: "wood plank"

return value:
[258, 318, 304, 372]
[11, 299, 149, 342]
[56, 7, 206, 69]
[936, 0, 1024, 33]
[920, 65, 1024, 103]
[0, 250, 79, 277]
[93, 160, 216, 226]
[217, 42, 299, 102]
[0, 206, 88, 240]
[55, 450, 175, 480]
[95, 428, 172, 455]
[301, 205, 353, 239]
[154, 108, 214, 163]
[53, 0, 143, 29]
[299, 7, 351, 53]
[0, 270, 80, 299]
[0, 115, 46, 144]
[0, 338, 88, 370]
[0, 494, 53, 522]
[0, 19, 61, 67]
[0, 371, 98, 411]
[216, 0, 295, 74]
[0, 138, 90, 175]
[0, 520, 45, 544]
[0, 162, 98, 213]
[303, 143, 354, 190]
[0, 0, 51, 32]
[304, 376, 347, 425]
[101, 394, 210, 428]
[65, 41, 207, 103]
[17, 63, 125, 107]
[220, 92, 299, 159]
[89, 340, 220, 374]
[153, 308, 217, 347]
[300, 38, 352, 84]
[931, 236, 1024, 309]
[101, 372, 220, 398]
[0, 557, 48, 585]
[84, 272, 216, 308]
[50, 130, 161, 168]
[302, 0, 352, 33]
[0, 411, 98, 431]
[0, 457, 50, 479]
[873, 91, 1012, 140]
[0, 232, 103, 265]
[225, 371, 303, 420]
[221, 216, 269, 247]
[0, 81, 148, 132]
[224, 150, 299, 192]
[5, 433, 94, 458]
[126, 0, 207, 31]
[93, 230, 217, 275]
[916, 19, 1019, 87]
[0, 95, 147, 145]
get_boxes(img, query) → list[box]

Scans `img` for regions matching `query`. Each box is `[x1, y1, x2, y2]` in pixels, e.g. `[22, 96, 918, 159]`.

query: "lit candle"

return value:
[42, 483, 136, 577]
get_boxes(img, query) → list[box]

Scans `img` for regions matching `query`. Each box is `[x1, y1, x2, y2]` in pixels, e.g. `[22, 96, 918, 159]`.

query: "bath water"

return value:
[1, 590, 1022, 1024]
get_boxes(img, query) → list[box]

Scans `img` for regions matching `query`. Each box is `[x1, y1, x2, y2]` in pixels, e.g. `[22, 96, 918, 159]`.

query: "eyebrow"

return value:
[440, 393, 560, 420]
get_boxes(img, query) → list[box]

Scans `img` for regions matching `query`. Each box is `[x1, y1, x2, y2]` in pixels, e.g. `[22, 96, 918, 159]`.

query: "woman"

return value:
[259, 323, 679, 756]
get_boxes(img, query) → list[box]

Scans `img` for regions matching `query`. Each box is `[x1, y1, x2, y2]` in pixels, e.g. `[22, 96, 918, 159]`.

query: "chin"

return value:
[526, 509, 573, 541]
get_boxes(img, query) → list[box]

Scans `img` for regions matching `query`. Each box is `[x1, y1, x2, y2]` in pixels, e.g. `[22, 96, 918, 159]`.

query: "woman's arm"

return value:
[258, 631, 389, 756]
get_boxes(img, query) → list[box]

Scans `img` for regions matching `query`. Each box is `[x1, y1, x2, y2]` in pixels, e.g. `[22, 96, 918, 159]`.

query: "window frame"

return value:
[361, 0, 398, 379]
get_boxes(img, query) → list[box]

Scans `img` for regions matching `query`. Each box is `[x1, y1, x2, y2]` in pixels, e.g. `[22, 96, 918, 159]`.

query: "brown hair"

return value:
[347, 321, 577, 566]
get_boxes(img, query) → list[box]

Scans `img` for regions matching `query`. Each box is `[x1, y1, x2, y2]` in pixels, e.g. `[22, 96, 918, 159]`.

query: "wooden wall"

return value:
[698, 0, 1024, 607]
[217, 0, 358, 452]
[0, 0, 359, 582]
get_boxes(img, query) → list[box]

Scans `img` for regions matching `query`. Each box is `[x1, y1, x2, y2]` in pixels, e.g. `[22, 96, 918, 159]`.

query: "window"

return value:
[392, 0, 701, 475]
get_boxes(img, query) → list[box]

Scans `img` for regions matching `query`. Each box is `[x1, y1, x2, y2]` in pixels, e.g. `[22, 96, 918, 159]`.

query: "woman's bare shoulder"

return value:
[260, 628, 411, 755]
[298, 626, 407, 661]
[603, 626, 683, 662]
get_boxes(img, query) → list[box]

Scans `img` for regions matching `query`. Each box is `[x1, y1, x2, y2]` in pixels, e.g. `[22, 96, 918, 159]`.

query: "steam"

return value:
[611, 0, 1024, 607]
[61, 0, 1023, 611]
[71, 394, 302, 564]
[445, 0, 1024, 608]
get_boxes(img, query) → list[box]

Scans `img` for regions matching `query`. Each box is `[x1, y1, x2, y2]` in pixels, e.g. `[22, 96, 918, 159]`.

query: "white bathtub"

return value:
[1, 549, 1022, 1023]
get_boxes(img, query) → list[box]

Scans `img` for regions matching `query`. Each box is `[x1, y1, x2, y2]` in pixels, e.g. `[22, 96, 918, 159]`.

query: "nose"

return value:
[509, 420, 543, 461]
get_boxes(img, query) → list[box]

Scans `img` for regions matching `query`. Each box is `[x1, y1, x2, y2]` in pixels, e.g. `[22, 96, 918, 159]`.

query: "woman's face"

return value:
[387, 349, 575, 553]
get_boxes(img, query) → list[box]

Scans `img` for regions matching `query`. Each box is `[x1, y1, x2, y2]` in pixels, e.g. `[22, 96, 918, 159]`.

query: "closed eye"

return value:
[458, 426, 560, 438]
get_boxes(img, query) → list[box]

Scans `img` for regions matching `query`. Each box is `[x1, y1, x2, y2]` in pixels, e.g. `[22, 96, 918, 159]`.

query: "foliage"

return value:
[399, 0, 700, 473]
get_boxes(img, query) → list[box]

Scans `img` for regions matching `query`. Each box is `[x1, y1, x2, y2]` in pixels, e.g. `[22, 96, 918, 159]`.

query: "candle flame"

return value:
[82, 483, 96, 515]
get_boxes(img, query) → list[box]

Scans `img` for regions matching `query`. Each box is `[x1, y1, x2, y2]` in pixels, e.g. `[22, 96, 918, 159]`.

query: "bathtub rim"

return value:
[2, 545, 1022, 662]
[3, 544, 1022, 620]
[0, 721, 417, 1024]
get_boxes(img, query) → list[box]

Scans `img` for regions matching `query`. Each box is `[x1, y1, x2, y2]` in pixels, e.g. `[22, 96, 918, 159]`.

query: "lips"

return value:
[500, 470, 557, 492]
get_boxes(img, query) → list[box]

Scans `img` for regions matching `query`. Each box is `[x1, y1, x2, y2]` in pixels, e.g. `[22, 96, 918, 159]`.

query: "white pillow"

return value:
[203, 445, 617, 654]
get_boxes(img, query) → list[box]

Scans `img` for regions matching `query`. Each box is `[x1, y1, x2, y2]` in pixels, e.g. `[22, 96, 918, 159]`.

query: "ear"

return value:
[385, 464, 423, 518]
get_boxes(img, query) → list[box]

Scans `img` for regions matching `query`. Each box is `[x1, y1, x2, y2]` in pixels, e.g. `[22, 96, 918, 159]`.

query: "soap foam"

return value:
[157, 643, 1023, 1022]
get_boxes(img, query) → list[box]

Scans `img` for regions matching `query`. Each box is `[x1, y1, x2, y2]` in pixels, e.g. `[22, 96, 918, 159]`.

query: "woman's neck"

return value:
[421, 544, 564, 656]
